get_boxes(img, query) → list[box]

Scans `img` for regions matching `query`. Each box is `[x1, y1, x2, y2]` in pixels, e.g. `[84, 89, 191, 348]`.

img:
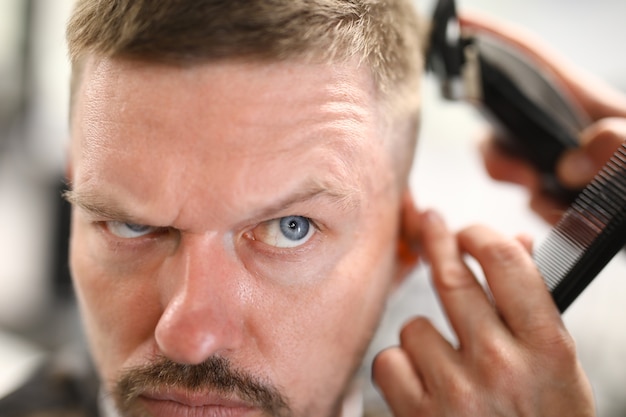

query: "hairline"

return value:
[69, 49, 419, 122]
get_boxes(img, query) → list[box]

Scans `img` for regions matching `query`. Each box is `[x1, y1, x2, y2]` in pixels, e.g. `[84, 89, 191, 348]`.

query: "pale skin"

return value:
[66, 32, 595, 417]
[68, 57, 409, 417]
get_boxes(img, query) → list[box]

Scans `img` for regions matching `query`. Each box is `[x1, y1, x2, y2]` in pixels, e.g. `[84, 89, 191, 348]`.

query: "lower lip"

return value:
[140, 397, 258, 417]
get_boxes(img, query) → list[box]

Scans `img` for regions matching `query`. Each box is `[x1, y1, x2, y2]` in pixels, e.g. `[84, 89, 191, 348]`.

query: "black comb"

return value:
[533, 143, 626, 313]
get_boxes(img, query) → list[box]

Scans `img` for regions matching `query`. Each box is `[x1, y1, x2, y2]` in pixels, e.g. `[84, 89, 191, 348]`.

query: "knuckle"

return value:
[529, 324, 578, 362]
[476, 336, 511, 366]
[481, 239, 526, 265]
[434, 262, 472, 292]
[521, 326, 582, 384]
[442, 373, 479, 412]
[468, 332, 519, 385]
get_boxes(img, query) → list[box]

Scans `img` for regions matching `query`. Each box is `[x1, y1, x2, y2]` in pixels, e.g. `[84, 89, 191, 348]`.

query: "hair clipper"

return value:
[426, 0, 590, 202]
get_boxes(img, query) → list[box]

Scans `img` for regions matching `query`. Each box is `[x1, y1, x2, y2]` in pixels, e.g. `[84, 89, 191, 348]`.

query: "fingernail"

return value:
[559, 151, 597, 188]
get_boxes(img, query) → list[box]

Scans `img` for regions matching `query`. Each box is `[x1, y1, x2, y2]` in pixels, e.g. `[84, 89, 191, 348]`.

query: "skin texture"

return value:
[66, 15, 599, 417]
[67, 56, 414, 417]
[462, 12, 626, 224]
[373, 211, 595, 417]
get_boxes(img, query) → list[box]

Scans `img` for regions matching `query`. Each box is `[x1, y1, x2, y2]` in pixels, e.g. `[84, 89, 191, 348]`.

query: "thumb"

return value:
[557, 118, 626, 189]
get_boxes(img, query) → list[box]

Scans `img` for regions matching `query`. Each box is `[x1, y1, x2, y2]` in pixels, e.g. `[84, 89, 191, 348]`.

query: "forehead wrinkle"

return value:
[72, 58, 383, 232]
[205, 60, 378, 148]
[66, 179, 361, 235]
[194, 134, 367, 227]
[170, 148, 363, 231]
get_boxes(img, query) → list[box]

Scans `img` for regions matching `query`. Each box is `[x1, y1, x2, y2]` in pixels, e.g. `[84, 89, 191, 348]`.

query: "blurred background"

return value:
[0, 0, 77, 406]
[0, 0, 625, 415]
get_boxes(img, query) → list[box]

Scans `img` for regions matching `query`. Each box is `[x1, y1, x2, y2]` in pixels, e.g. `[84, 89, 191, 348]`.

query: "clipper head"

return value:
[426, 0, 482, 102]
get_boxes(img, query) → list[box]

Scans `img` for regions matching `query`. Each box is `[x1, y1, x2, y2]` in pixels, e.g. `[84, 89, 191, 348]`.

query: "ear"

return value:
[65, 162, 72, 184]
[392, 188, 421, 289]
[64, 146, 74, 186]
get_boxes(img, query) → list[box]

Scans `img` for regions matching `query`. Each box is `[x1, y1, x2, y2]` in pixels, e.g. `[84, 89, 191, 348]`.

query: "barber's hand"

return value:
[460, 12, 626, 224]
[480, 119, 626, 223]
[373, 210, 595, 417]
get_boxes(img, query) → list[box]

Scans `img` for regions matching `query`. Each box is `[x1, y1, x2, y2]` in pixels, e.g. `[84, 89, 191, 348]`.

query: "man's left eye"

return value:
[105, 221, 160, 239]
[249, 216, 316, 248]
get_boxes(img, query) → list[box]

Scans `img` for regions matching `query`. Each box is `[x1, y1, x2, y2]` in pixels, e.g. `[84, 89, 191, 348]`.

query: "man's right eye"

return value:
[104, 221, 160, 239]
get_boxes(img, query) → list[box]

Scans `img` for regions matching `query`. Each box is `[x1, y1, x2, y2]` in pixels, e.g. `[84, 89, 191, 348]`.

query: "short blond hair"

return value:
[67, 0, 424, 115]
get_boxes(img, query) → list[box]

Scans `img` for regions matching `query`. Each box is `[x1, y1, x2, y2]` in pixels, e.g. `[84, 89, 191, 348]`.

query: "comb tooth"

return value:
[533, 143, 626, 312]
[535, 228, 584, 290]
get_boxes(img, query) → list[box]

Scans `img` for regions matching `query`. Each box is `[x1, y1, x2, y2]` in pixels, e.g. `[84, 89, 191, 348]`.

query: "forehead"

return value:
[70, 57, 393, 227]
[74, 56, 380, 126]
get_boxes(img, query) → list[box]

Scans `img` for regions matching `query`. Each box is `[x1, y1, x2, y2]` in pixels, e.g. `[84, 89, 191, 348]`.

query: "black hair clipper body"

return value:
[426, 0, 590, 201]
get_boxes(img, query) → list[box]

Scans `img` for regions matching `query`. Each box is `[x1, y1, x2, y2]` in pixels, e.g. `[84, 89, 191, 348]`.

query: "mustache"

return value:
[114, 355, 290, 416]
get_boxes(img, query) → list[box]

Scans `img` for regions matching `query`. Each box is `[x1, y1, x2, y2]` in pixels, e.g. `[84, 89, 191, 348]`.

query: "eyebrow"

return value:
[248, 180, 361, 221]
[63, 180, 361, 226]
[63, 189, 142, 222]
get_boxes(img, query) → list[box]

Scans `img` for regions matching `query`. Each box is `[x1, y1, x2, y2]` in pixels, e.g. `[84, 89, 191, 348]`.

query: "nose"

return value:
[155, 233, 247, 364]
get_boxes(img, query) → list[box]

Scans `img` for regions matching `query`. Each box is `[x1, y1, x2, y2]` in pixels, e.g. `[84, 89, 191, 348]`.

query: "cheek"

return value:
[316, 201, 399, 364]
[252, 209, 397, 407]
[69, 216, 162, 384]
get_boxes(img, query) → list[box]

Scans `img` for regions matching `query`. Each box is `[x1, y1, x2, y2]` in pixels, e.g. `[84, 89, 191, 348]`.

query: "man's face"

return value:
[68, 56, 406, 417]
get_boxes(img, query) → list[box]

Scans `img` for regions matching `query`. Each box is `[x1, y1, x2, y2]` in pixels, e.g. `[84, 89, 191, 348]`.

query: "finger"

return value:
[556, 149, 600, 190]
[558, 118, 626, 188]
[579, 117, 626, 148]
[459, 11, 626, 120]
[373, 347, 426, 417]
[479, 138, 539, 189]
[528, 191, 568, 225]
[457, 225, 562, 339]
[399, 316, 459, 393]
[419, 210, 497, 346]
[515, 234, 534, 254]
[480, 138, 569, 224]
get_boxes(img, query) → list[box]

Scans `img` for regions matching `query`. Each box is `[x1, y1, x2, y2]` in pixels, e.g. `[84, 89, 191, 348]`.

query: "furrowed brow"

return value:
[63, 189, 140, 221]
[64, 180, 361, 226]
[253, 181, 361, 220]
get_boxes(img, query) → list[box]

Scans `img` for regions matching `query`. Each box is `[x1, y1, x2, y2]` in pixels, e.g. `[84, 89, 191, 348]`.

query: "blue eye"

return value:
[279, 216, 310, 241]
[251, 216, 316, 248]
[105, 221, 159, 239]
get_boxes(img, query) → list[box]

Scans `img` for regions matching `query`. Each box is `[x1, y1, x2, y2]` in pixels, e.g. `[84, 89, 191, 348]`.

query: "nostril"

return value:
[155, 303, 217, 364]
[155, 317, 221, 365]
[154, 292, 245, 365]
